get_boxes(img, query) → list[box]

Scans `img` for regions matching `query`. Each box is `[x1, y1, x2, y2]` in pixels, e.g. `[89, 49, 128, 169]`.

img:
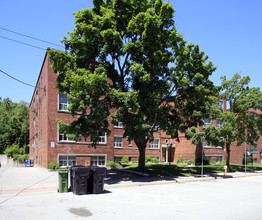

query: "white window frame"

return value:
[218, 100, 224, 112]
[114, 136, 123, 148]
[59, 155, 76, 167]
[203, 138, 210, 148]
[58, 133, 75, 142]
[128, 140, 133, 146]
[114, 121, 123, 128]
[250, 144, 257, 153]
[250, 112, 257, 118]
[149, 138, 160, 149]
[58, 125, 75, 142]
[58, 94, 71, 111]
[204, 118, 211, 128]
[90, 155, 106, 166]
[217, 119, 222, 128]
[98, 131, 107, 144]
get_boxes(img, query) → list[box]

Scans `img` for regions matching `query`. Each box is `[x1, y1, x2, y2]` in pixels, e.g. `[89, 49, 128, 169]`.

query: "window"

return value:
[59, 132, 75, 142]
[35, 134, 38, 148]
[114, 136, 123, 148]
[203, 138, 210, 148]
[218, 100, 224, 112]
[250, 112, 257, 118]
[128, 140, 132, 146]
[114, 157, 123, 162]
[98, 131, 106, 144]
[59, 155, 76, 167]
[204, 118, 210, 128]
[216, 137, 224, 148]
[250, 144, 257, 153]
[59, 94, 71, 111]
[216, 156, 223, 162]
[217, 120, 222, 128]
[114, 121, 123, 128]
[91, 156, 105, 166]
[149, 139, 159, 149]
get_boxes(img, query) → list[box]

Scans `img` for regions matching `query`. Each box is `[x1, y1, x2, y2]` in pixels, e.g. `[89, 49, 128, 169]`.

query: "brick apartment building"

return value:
[29, 51, 262, 168]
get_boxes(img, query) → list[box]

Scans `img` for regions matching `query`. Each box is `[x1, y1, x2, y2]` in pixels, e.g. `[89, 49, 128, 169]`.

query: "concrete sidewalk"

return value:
[1, 165, 262, 196]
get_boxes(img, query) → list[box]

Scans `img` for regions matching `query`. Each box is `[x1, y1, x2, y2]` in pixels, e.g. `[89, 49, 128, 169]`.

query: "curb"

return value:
[105, 171, 262, 189]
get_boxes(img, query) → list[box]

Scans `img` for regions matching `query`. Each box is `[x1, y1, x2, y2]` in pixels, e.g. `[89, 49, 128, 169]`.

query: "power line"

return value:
[0, 69, 35, 88]
[0, 35, 46, 51]
[0, 26, 64, 48]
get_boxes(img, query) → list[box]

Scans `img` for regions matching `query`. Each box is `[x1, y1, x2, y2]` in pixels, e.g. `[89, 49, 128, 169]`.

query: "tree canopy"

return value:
[0, 97, 29, 158]
[187, 73, 262, 167]
[49, 0, 217, 170]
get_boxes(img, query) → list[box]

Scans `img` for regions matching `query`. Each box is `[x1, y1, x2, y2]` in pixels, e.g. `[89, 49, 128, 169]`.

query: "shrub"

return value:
[187, 159, 195, 165]
[195, 158, 210, 165]
[176, 158, 184, 164]
[145, 156, 152, 163]
[106, 161, 116, 168]
[242, 157, 253, 165]
[150, 157, 159, 163]
[47, 162, 59, 170]
[210, 160, 217, 165]
[121, 156, 129, 164]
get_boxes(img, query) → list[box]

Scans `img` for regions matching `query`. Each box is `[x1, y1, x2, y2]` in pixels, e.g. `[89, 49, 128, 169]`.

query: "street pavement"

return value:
[1, 165, 262, 219]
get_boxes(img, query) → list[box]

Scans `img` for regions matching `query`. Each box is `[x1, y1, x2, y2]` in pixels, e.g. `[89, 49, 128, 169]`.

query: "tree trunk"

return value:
[226, 142, 231, 168]
[137, 143, 146, 171]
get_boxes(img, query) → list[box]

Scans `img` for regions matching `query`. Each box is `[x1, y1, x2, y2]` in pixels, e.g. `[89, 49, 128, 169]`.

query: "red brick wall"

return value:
[30, 53, 261, 168]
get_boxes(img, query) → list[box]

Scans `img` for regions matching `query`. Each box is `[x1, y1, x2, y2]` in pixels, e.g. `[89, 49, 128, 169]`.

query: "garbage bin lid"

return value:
[58, 169, 69, 174]
[91, 167, 107, 175]
[75, 166, 91, 175]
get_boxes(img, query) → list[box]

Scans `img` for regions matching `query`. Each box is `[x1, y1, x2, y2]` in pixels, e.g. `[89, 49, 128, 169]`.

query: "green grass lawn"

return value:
[123, 163, 262, 178]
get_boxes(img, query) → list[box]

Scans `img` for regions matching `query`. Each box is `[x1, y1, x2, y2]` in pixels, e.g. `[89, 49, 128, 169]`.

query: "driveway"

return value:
[1, 166, 262, 219]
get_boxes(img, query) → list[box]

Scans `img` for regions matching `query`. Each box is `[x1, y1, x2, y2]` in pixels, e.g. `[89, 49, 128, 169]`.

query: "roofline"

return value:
[29, 49, 49, 107]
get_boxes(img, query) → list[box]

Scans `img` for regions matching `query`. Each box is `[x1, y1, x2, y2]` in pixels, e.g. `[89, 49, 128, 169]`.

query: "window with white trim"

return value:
[203, 138, 210, 148]
[218, 100, 224, 112]
[59, 94, 71, 111]
[98, 131, 106, 144]
[59, 155, 76, 167]
[114, 121, 123, 128]
[250, 144, 257, 153]
[114, 136, 122, 148]
[250, 112, 257, 118]
[217, 120, 222, 128]
[59, 132, 75, 142]
[204, 118, 211, 128]
[91, 156, 105, 166]
[149, 139, 159, 149]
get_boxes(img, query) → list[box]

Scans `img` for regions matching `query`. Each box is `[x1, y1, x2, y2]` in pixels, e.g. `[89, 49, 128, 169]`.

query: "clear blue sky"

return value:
[0, 0, 261, 104]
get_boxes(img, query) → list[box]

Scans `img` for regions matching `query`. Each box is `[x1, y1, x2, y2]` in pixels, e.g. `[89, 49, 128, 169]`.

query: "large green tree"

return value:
[49, 0, 216, 170]
[0, 98, 29, 156]
[187, 74, 262, 168]
[219, 74, 262, 167]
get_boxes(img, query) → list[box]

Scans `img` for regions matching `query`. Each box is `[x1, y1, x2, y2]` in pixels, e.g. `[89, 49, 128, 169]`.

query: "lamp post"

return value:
[245, 142, 246, 174]
[201, 144, 204, 177]
[169, 143, 173, 167]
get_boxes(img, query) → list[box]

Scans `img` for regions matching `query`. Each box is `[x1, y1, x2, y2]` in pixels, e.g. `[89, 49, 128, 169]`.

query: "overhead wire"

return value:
[0, 35, 46, 51]
[0, 69, 35, 88]
[0, 26, 64, 49]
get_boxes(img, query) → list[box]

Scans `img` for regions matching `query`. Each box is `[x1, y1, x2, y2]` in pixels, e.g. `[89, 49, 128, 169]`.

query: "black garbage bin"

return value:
[72, 166, 91, 195]
[88, 167, 107, 194]
[69, 165, 84, 192]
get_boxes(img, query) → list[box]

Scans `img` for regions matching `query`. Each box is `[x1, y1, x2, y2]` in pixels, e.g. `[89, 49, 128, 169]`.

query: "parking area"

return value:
[1, 166, 262, 219]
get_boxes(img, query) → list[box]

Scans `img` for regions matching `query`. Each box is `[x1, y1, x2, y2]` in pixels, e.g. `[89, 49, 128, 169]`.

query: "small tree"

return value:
[49, 0, 216, 170]
[218, 74, 261, 167]
[187, 74, 262, 168]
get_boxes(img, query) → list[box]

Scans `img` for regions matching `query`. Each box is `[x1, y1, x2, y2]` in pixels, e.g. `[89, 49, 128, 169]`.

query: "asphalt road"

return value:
[1, 166, 262, 220]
